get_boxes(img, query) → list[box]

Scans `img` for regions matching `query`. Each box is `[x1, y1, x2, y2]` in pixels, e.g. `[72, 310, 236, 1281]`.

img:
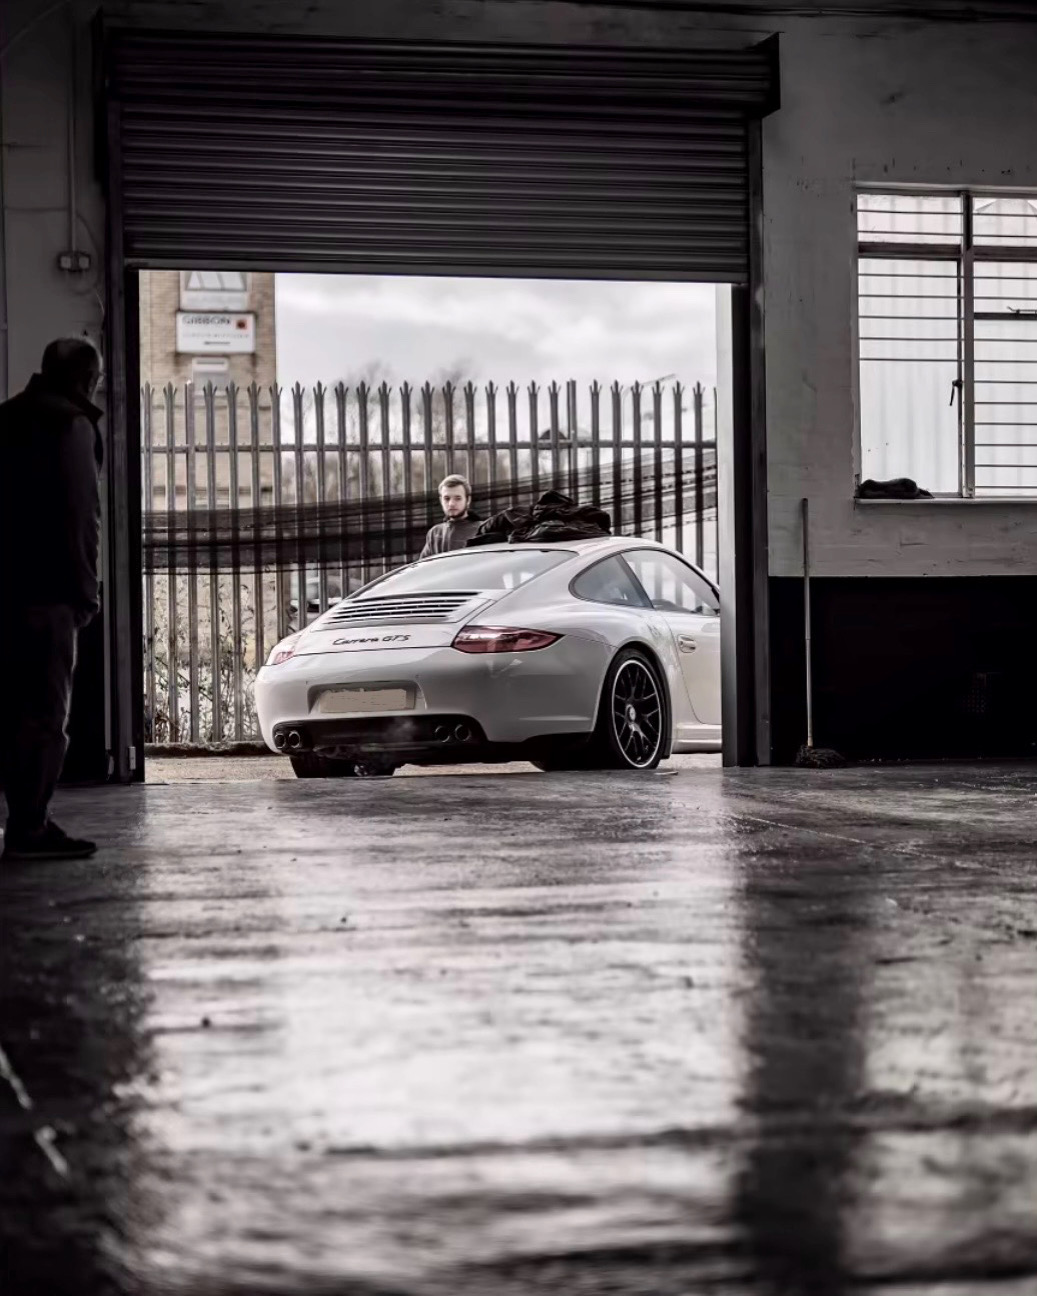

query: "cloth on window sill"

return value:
[466, 490, 612, 546]
[857, 477, 934, 500]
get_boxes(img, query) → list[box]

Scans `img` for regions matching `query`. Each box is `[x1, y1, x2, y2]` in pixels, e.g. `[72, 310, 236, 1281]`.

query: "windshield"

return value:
[356, 549, 573, 598]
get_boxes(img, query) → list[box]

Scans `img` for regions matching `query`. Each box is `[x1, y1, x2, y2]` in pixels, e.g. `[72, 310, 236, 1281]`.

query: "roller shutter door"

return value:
[106, 31, 778, 282]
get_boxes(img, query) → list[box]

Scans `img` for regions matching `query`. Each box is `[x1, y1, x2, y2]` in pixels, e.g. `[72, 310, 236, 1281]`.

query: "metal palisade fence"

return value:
[141, 378, 719, 746]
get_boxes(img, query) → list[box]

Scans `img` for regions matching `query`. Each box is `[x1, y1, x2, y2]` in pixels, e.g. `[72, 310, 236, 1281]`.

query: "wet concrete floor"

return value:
[2, 762, 1036, 1295]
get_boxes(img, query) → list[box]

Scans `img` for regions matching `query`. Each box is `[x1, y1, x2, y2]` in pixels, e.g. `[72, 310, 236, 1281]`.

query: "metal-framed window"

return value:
[857, 190, 1037, 498]
[179, 270, 251, 311]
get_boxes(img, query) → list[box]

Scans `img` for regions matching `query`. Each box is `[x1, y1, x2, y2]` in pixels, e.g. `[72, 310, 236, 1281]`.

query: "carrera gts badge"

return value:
[334, 634, 412, 646]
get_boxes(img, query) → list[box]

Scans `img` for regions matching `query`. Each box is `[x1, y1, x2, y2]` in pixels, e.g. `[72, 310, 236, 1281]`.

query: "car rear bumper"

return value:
[270, 713, 592, 764]
[254, 640, 608, 753]
[272, 712, 485, 755]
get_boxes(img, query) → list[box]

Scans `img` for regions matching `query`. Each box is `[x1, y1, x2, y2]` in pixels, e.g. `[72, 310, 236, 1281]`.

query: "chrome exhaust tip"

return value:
[273, 732, 287, 751]
[287, 730, 303, 751]
[454, 723, 472, 744]
[433, 724, 451, 743]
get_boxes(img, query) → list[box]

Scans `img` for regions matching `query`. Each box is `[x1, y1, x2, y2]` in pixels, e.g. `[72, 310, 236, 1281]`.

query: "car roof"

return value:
[418, 535, 673, 561]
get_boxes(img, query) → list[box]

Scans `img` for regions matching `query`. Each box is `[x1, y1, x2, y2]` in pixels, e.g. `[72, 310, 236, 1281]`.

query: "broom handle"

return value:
[802, 497, 814, 749]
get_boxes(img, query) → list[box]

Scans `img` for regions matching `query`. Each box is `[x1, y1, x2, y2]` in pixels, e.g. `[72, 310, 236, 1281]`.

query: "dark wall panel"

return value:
[769, 577, 1037, 764]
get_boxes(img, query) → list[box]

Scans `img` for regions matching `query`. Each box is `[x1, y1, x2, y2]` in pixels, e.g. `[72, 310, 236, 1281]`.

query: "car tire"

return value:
[585, 648, 668, 771]
[289, 753, 359, 779]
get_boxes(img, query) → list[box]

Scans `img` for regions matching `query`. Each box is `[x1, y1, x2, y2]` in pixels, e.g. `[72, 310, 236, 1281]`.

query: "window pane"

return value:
[858, 193, 962, 246]
[973, 197, 1037, 252]
[180, 270, 251, 310]
[189, 271, 248, 291]
[858, 257, 961, 493]
[974, 260, 1037, 497]
[624, 550, 719, 615]
[359, 549, 571, 596]
[572, 556, 649, 607]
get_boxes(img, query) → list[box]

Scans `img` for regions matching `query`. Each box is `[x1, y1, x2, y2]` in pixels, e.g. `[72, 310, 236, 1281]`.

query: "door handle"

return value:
[678, 635, 697, 653]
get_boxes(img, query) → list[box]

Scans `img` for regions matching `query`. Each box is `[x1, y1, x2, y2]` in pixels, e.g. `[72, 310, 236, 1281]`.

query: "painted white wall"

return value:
[1, 0, 105, 397]
[762, 18, 1037, 575]
[4, 0, 1037, 577]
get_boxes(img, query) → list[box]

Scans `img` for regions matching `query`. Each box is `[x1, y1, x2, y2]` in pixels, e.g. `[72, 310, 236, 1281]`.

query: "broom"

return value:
[794, 497, 847, 769]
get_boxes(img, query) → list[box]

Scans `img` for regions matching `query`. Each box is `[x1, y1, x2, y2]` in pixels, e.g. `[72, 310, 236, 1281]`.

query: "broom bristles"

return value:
[794, 743, 848, 769]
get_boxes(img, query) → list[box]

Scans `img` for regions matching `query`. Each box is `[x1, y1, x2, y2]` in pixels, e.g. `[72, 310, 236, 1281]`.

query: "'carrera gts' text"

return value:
[333, 634, 412, 646]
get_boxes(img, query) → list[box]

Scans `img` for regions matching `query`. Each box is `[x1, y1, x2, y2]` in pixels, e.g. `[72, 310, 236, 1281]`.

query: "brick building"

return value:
[139, 269, 277, 393]
[139, 270, 277, 507]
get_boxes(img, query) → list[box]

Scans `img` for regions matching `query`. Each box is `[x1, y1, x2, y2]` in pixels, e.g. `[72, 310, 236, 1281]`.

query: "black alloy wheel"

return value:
[535, 648, 667, 773]
[595, 649, 666, 770]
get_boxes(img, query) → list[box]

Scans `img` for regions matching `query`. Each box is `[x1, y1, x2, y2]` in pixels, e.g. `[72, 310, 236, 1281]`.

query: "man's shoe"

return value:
[2, 821, 97, 862]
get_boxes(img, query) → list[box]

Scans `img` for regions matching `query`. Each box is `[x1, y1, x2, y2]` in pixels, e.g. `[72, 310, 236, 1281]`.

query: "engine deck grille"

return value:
[322, 592, 480, 628]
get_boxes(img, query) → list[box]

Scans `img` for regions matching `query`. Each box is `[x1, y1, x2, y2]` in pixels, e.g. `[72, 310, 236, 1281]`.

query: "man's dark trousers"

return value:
[1, 605, 81, 834]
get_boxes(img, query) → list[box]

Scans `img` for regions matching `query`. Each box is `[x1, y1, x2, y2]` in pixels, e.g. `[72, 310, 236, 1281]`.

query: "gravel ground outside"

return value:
[147, 753, 723, 782]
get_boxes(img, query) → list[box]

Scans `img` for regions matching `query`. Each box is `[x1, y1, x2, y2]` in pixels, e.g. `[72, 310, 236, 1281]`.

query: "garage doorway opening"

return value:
[102, 29, 775, 783]
[138, 270, 722, 774]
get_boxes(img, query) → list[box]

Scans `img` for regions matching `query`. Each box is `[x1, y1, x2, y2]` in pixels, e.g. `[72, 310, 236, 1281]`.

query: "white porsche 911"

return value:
[254, 537, 721, 778]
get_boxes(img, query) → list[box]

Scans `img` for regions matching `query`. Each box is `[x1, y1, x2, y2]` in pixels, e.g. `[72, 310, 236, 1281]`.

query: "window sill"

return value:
[854, 496, 1037, 505]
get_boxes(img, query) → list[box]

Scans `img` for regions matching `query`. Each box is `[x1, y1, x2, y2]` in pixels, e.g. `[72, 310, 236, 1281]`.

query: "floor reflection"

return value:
[732, 860, 877, 1294]
[0, 858, 158, 1295]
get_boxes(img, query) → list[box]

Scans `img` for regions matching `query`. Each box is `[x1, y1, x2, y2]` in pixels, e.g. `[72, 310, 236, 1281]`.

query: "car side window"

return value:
[624, 550, 719, 616]
[572, 556, 651, 608]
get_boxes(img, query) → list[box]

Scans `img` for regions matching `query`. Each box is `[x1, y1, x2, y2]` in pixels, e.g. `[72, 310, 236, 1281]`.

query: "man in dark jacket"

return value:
[0, 338, 104, 861]
[419, 474, 482, 558]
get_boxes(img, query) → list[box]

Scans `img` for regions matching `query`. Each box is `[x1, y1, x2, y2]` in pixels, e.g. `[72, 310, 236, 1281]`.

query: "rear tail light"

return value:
[268, 634, 301, 666]
[452, 625, 561, 654]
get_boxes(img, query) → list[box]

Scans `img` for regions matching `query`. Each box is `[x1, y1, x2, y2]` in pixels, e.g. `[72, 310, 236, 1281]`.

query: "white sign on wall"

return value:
[176, 312, 256, 354]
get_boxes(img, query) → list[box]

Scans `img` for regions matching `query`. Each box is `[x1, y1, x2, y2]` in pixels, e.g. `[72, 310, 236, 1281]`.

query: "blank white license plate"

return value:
[317, 687, 413, 715]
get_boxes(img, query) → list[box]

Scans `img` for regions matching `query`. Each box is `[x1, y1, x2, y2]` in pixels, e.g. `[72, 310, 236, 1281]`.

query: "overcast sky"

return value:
[275, 275, 717, 396]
